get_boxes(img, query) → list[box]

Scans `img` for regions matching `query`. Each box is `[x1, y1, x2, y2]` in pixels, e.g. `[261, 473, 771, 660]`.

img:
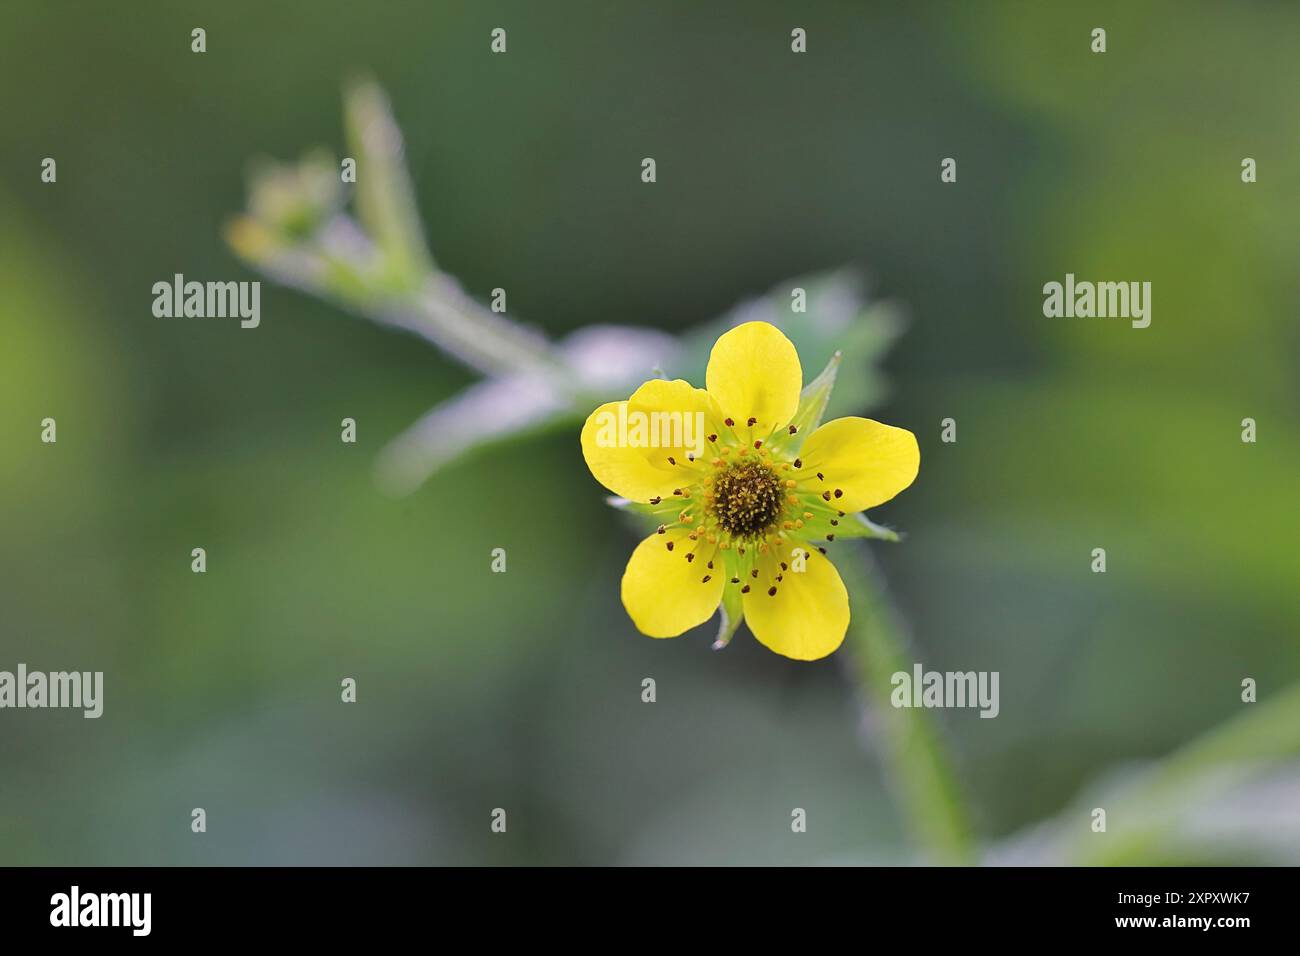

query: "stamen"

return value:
[709, 460, 784, 538]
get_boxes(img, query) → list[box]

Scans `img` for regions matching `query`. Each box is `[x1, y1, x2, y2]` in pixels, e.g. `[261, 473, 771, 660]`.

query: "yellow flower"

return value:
[581, 321, 919, 661]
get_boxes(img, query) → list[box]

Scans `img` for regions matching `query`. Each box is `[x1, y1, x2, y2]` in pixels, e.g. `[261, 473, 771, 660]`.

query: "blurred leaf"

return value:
[988, 684, 1300, 865]
[677, 270, 904, 417]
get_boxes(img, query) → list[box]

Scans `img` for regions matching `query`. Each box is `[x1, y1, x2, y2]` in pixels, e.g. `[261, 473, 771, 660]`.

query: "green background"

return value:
[1, 1, 1297, 864]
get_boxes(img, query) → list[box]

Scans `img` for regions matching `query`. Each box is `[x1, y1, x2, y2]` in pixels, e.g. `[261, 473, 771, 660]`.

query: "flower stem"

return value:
[839, 545, 977, 864]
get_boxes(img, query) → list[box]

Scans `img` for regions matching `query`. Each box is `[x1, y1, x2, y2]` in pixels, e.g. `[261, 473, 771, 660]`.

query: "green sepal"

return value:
[829, 512, 902, 542]
[786, 351, 841, 440]
[713, 584, 745, 650]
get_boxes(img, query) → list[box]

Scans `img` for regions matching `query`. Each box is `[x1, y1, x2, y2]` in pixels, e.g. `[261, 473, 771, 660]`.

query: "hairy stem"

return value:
[839, 545, 977, 864]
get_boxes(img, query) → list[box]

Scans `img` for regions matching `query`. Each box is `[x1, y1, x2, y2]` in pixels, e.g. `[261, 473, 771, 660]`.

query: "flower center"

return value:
[710, 460, 784, 539]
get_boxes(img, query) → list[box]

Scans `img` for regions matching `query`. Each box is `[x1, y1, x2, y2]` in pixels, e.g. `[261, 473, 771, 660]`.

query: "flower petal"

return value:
[580, 379, 719, 501]
[798, 416, 920, 512]
[706, 321, 802, 434]
[742, 541, 848, 661]
[621, 529, 725, 638]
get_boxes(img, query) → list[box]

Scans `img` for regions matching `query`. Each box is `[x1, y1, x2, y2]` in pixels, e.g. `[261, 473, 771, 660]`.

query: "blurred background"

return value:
[1, 0, 1298, 865]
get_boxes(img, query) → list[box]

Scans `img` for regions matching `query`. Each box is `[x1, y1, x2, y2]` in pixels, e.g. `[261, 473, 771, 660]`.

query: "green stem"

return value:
[839, 545, 978, 864]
